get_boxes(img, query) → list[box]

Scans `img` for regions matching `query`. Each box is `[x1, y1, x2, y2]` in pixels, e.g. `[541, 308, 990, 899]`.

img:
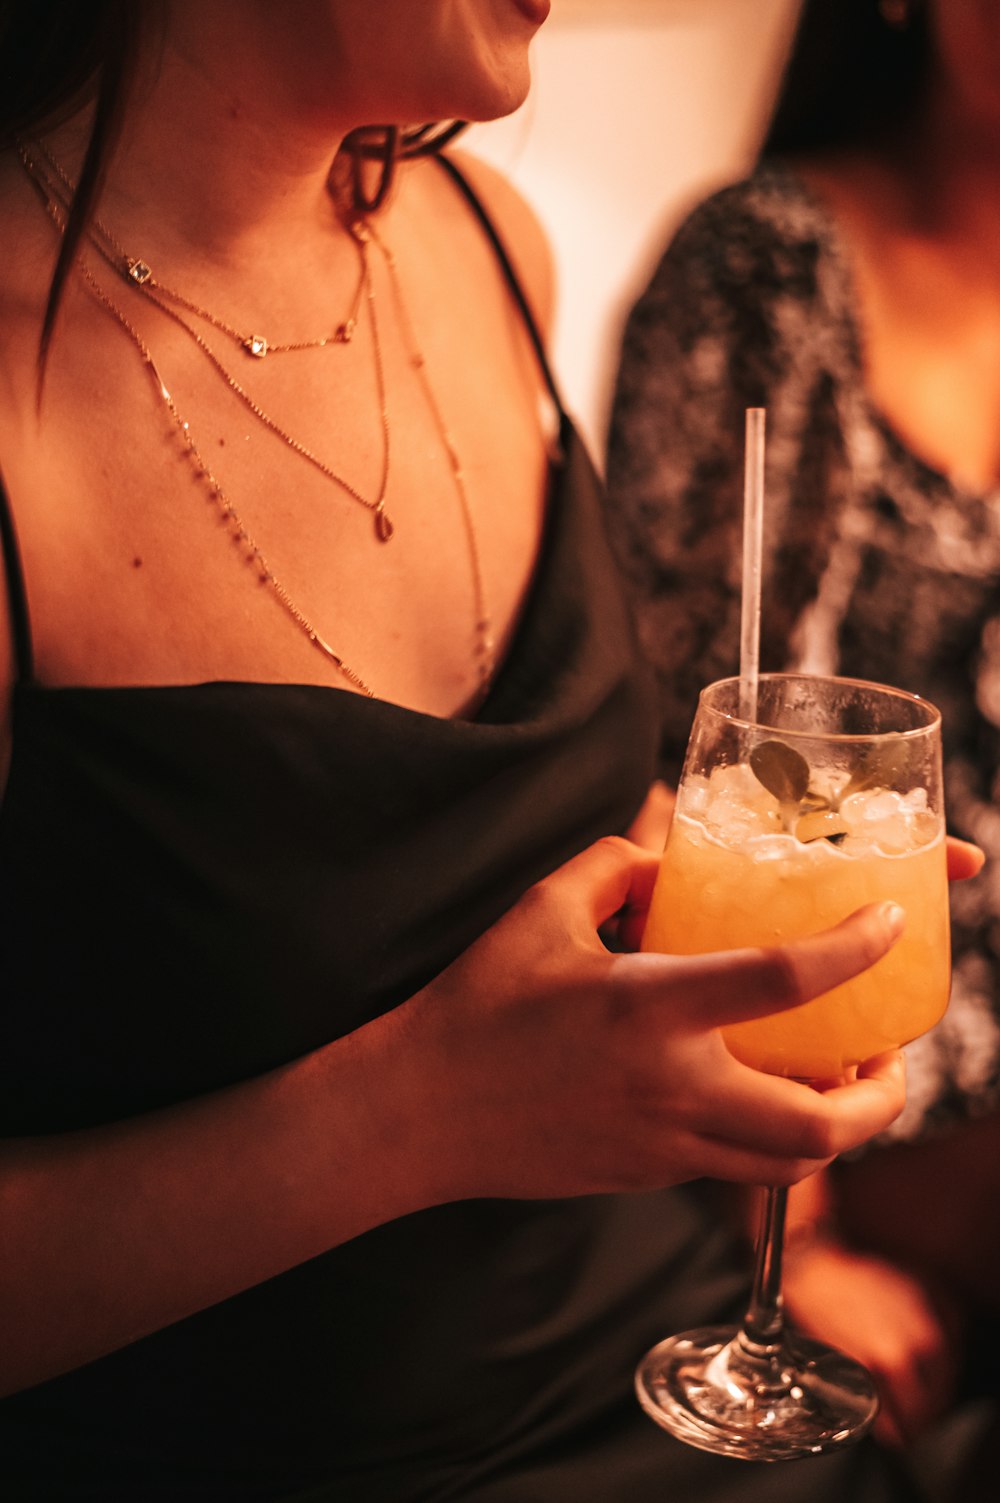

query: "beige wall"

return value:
[466, 0, 801, 464]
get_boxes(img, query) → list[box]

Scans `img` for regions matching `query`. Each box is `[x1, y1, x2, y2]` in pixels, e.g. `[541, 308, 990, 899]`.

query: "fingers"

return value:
[797, 1052, 907, 1153]
[674, 1049, 907, 1165]
[624, 780, 675, 853]
[946, 835, 985, 881]
[873, 1326, 956, 1449]
[780, 1241, 959, 1450]
[676, 1128, 831, 1187]
[540, 836, 661, 932]
[628, 901, 906, 1030]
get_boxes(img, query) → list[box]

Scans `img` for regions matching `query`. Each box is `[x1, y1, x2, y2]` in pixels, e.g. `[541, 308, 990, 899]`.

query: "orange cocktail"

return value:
[642, 673, 950, 1080]
[643, 763, 949, 1077]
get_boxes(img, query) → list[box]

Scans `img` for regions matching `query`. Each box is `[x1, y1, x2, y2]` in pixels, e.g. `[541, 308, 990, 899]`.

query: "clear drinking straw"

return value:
[739, 407, 766, 723]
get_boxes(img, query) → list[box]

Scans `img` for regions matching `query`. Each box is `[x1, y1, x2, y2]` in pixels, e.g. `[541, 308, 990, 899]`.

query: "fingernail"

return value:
[881, 902, 906, 937]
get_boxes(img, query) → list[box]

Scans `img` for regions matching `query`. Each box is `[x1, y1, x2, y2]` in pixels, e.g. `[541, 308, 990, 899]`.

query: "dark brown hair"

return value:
[0, 1, 465, 360]
[0, 0, 151, 363]
[763, 0, 931, 157]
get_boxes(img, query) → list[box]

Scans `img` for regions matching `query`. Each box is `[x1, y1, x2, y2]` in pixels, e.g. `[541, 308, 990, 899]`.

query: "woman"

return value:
[0, 2, 951, 1497]
[607, 0, 1000, 1466]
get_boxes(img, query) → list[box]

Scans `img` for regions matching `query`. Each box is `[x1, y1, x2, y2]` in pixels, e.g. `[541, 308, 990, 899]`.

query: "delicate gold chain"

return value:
[106, 231, 395, 543]
[121, 252, 367, 358]
[95, 281, 379, 696]
[19, 142, 396, 542]
[368, 222, 494, 682]
[22, 171, 378, 693]
[17, 142, 496, 700]
[31, 137, 367, 358]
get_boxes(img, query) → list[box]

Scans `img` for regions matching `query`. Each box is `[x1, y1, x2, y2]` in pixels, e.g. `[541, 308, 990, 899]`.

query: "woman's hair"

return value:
[762, 0, 932, 156]
[0, 0, 150, 363]
[0, 0, 465, 363]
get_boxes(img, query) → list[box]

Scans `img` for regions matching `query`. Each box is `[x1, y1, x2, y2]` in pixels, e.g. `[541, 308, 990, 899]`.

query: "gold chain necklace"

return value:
[31, 137, 368, 359]
[93, 276, 381, 696]
[122, 252, 367, 360]
[368, 221, 494, 683]
[20, 142, 396, 543]
[18, 143, 495, 700]
[107, 228, 397, 544]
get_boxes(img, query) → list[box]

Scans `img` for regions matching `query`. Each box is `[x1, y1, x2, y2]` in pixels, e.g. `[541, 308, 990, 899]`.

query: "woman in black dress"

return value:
[607, 0, 1000, 1468]
[0, 2, 960, 1497]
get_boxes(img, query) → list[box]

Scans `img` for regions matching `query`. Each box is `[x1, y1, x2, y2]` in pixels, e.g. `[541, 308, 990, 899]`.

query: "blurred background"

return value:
[466, 0, 801, 462]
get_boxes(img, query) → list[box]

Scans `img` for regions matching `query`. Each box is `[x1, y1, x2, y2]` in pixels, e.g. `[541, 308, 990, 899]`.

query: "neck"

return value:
[884, 77, 1000, 252]
[46, 8, 377, 274]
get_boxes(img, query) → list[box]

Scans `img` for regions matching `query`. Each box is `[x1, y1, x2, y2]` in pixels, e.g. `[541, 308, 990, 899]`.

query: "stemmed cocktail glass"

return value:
[635, 671, 950, 1460]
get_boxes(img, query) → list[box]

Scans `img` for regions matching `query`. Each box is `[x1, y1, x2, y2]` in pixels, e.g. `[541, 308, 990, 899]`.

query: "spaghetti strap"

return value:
[434, 152, 566, 421]
[0, 467, 34, 685]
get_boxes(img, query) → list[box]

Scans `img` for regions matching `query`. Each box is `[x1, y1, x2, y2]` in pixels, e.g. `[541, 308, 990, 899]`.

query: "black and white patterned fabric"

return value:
[607, 159, 1000, 1139]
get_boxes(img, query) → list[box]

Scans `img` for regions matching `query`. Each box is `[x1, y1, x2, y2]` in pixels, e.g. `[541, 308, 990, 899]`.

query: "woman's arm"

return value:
[0, 837, 907, 1398]
[781, 1169, 963, 1450]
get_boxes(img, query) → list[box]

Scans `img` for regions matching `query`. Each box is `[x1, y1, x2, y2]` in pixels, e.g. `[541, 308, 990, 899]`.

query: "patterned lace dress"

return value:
[606, 158, 1000, 1139]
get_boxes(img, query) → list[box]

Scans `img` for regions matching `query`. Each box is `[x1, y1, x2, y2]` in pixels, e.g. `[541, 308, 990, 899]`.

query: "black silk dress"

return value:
[0, 161, 920, 1502]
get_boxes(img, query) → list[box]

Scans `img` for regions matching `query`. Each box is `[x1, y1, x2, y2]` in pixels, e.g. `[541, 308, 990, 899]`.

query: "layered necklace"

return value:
[18, 140, 495, 699]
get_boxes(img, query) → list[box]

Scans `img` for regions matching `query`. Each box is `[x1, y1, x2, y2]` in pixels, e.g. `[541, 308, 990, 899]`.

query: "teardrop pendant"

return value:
[374, 502, 394, 542]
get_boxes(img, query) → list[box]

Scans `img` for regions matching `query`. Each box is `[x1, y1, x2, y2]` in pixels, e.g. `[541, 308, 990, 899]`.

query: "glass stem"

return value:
[740, 1185, 788, 1359]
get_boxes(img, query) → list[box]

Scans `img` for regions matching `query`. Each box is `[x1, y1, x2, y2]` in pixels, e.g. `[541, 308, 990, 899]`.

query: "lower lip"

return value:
[510, 0, 551, 24]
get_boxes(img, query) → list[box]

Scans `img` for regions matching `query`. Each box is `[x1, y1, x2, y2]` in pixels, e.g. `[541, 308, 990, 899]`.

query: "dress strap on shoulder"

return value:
[433, 152, 565, 421]
[0, 467, 35, 685]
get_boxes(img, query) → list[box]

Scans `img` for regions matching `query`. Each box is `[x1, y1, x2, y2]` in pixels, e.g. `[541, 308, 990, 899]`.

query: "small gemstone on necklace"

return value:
[128, 258, 152, 284]
[245, 335, 268, 358]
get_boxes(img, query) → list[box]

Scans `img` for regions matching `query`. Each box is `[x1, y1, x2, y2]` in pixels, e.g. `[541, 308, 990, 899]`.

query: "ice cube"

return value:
[839, 787, 933, 854]
[703, 765, 783, 841]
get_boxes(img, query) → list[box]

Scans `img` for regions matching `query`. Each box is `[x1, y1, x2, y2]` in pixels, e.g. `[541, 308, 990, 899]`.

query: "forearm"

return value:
[0, 1002, 444, 1397]
[0, 839, 917, 1399]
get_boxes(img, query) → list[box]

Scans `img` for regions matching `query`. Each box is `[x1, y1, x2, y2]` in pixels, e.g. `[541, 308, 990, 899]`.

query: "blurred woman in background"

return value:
[608, 0, 1000, 1469]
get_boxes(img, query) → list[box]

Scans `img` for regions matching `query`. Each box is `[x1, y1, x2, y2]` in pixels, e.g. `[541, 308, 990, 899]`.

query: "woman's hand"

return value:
[946, 835, 985, 880]
[783, 1234, 961, 1449]
[396, 837, 907, 1205]
[0, 834, 912, 1397]
[625, 778, 675, 852]
[0, 831, 927, 1396]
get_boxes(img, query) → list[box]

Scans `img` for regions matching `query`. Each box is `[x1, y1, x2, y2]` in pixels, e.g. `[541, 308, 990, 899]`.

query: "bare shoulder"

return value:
[441, 147, 556, 338]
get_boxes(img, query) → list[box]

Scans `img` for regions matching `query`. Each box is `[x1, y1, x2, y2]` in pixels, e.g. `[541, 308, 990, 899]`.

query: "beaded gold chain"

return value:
[17, 141, 495, 700]
[20, 142, 396, 543]
[31, 136, 369, 359]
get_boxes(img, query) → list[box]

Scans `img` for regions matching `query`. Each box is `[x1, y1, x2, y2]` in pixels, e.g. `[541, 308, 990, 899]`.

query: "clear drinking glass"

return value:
[636, 673, 950, 1460]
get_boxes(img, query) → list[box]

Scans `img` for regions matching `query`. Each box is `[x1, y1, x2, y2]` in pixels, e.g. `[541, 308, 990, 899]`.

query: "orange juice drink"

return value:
[643, 762, 950, 1078]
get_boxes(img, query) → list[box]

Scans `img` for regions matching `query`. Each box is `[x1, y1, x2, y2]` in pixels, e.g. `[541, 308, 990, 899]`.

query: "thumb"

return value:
[634, 901, 906, 1028]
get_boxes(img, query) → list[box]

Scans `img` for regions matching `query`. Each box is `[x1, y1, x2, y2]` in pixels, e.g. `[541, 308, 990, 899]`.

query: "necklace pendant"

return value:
[244, 335, 269, 358]
[128, 258, 152, 285]
[374, 502, 394, 543]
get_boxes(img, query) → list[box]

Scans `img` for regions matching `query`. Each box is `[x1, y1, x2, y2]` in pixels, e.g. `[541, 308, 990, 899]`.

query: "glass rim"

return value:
[699, 672, 942, 741]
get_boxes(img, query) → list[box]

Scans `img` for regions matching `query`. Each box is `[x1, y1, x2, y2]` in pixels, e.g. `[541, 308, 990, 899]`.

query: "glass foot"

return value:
[635, 1324, 878, 1461]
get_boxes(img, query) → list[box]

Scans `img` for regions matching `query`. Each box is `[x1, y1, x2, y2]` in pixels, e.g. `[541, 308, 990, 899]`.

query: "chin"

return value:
[449, 46, 535, 123]
[462, 74, 532, 123]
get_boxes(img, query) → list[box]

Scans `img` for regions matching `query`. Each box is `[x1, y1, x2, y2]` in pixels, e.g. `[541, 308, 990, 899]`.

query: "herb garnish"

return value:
[747, 737, 906, 843]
